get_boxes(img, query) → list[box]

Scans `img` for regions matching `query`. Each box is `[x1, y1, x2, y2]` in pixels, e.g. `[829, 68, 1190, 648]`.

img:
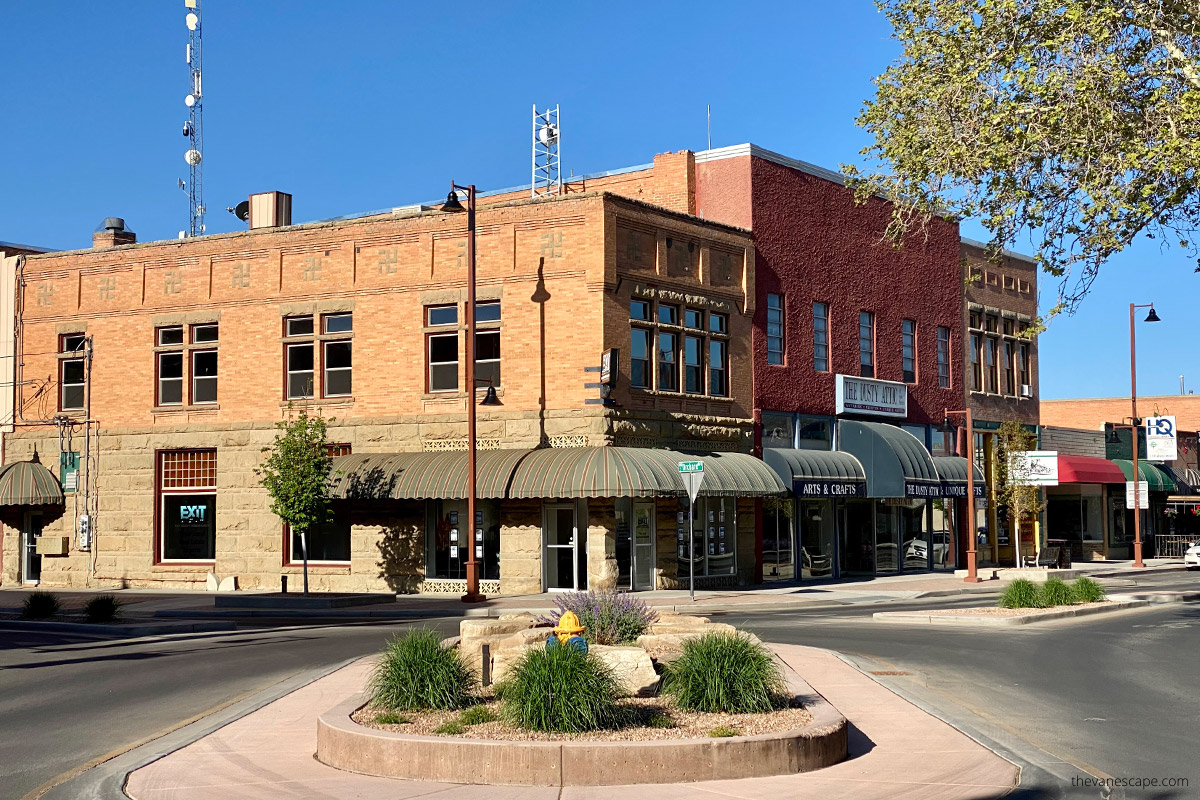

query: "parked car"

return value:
[903, 531, 951, 567]
[1185, 540, 1200, 570]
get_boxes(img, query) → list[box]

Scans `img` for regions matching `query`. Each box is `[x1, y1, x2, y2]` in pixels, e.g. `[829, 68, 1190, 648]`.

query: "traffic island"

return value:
[873, 599, 1149, 626]
[315, 662, 846, 786]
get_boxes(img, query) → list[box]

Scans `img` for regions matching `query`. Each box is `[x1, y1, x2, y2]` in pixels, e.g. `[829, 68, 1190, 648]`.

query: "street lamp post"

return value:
[442, 182, 488, 603]
[1125, 303, 1160, 569]
[945, 407, 980, 583]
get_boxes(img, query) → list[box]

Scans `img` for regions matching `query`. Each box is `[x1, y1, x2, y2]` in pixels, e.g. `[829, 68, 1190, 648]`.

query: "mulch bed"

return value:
[352, 695, 811, 742]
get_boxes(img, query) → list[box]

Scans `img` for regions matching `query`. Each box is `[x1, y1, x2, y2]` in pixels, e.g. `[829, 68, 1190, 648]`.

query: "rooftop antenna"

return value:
[532, 104, 561, 198]
[707, 104, 711, 151]
[181, 0, 205, 237]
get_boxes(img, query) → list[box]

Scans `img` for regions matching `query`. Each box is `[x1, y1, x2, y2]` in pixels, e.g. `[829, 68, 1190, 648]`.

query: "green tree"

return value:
[994, 421, 1046, 568]
[844, 1, 1200, 315]
[255, 407, 332, 594]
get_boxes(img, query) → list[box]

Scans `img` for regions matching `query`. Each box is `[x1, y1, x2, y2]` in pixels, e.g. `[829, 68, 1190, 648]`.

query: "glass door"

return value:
[632, 501, 655, 590]
[544, 504, 586, 591]
[763, 499, 795, 581]
[23, 513, 43, 584]
[875, 503, 900, 574]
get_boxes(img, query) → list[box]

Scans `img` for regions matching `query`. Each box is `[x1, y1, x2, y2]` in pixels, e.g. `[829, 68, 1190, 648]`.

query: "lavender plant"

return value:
[537, 589, 658, 645]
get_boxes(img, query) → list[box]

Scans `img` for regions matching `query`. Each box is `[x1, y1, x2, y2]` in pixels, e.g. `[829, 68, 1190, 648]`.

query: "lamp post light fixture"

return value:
[1124, 302, 1161, 569]
[944, 407, 981, 583]
[441, 182, 488, 603]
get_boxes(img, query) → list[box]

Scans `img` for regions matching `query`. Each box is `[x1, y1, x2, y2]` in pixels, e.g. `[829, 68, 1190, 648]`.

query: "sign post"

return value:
[678, 461, 705, 602]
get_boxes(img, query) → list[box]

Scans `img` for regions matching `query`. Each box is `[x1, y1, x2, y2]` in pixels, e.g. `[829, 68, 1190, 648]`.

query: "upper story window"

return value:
[766, 293, 784, 365]
[813, 302, 829, 372]
[284, 314, 351, 400]
[424, 302, 501, 393]
[969, 333, 983, 392]
[427, 305, 458, 327]
[901, 319, 917, 383]
[474, 302, 502, 389]
[967, 308, 1028, 397]
[936, 326, 951, 389]
[59, 333, 87, 412]
[1019, 342, 1031, 390]
[1003, 340, 1016, 395]
[191, 324, 218, 404]
[858, 312, 875, 378]
[156, 325, 185, 406]
[631, 298, 729, 397]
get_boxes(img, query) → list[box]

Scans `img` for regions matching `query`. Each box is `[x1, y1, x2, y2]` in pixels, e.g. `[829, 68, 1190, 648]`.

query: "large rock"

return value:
[500, 627, 555, 649]
[490, 642, 542, 685]
[591, 644, 660, 696]
[459, 633, 511, 681]
[459, 617, 538, 639]
[637, 627, 757, 665]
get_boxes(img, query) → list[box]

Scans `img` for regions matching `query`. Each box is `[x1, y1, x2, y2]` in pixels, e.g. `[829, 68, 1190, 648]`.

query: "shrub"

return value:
[1072, 577, 1107, 603]
[458, 705, 498, 726]
[1039, 577, 1077, 607]
[369, 629, 475, 711]
[83, 594, 123, 623]
[662, 632, 786, 714]
[21, 591, 61, 620]
[496, 645, 622, 732]
[374, 712, 410, 725]
[708, 725, 740, 737]
[538, 589, 658, 645]
[434, 720, 466, 735]
[998, 578, 1042, 609]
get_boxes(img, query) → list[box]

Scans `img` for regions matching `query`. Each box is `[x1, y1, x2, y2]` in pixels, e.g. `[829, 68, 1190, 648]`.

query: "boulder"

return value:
[499, 627, 555, 649]
[458, 632, 511, 681]
[591, 644, 660, 696]
[459, 617, 538, 639]
[490, 643, 541, 685]
[498, 612, 540, 623]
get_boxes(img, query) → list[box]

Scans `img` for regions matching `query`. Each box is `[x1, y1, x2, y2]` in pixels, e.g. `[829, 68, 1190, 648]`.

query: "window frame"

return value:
[812, 302, 829, 372]
[709, 338, 728, 398]
[970, 333, 983, 392]
[156, 449, 218, 565]
[427, 331, 460, 393]
[58, 333, 87, 412]
[901, 319, 917, 384]
[858, 311, 875, 378]
[657, 330, 679, 392]
[322, 339, 353, 398]
[285, 342, 316, 400]
[630, 325, 651, 389]
[1003, 340, 1016, 395]
[936, 326, 951, 389]
[683, 334, 704, 395]
[766, 293, 785, 365]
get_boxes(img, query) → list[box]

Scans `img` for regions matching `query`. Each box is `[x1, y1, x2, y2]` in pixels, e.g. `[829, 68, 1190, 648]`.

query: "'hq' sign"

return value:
[1145, 416, 1177, 462]
[835, 375, 908, 418]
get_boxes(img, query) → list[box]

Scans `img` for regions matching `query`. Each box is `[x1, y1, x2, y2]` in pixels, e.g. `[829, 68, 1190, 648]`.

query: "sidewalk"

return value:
[123, 643, 1019, 800]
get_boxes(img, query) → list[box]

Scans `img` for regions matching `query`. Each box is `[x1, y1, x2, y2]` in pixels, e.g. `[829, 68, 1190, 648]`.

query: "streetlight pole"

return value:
[946, 407, 980, 583]
[443, 182, 486, 603]
[1127, 302, 1160, 569]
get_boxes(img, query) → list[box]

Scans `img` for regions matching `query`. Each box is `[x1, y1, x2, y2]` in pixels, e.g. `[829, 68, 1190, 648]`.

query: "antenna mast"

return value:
[182, 0, 205, 236]
[532, 105, 561, 198]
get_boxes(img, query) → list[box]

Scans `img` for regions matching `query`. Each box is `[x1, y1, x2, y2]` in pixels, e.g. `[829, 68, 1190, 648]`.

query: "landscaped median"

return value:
[874, 576, 1151, 626]
[315, 590, 847, 787]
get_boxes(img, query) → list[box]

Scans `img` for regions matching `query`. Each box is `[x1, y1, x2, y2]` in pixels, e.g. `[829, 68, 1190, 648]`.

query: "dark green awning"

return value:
[763, 448, 866, 498]
[931, 456, 986, 499]
[1110, 459, 1176, 493]
[836, 421, 940, 499]
[0, 457, 64, 507]
[326, 450, 531, 500]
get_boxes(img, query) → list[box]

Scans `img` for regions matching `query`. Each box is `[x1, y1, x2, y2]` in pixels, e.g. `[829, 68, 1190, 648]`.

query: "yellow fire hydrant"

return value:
[546, 610, 588, 652]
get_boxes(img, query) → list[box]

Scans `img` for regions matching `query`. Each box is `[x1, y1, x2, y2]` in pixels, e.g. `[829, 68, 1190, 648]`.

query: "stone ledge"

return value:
[315, 660, 846, 786]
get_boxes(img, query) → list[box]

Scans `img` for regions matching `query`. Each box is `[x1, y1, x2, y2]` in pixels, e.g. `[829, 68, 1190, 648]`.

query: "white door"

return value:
[22, 513, 43, 584]
[632, 502, 655, 590]
[544, 504, 587, 591]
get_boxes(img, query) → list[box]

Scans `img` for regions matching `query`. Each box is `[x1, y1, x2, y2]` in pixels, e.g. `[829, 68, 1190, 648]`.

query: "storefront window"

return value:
[799, 500, 835, 578]
[762, 498, 793, 580]
[426, 499, 500, 580]
[840, 501, 875, 576]
[159, 450, 217, 562]
[900, 500, 931, 570]
[930, 499, 956, 569]
[797, 416, 832, 450]
[288, 503, 350, 563]
[676, 497, 736, 577]
[761, 412, 794, 449]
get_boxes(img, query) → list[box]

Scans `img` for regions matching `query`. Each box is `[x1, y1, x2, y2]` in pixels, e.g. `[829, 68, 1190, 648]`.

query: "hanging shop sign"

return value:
[1009, 451, 1060, 486]
[835, 375, 907, 418]
[1145, 416, 1177, 462]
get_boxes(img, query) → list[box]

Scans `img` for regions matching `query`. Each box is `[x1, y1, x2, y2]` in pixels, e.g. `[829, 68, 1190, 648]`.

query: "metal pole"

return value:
[1130, 303, 1145, 569]
[964, 408, 981, 582]
[688, 499, 695, 602]
[463, 185, 485, 602]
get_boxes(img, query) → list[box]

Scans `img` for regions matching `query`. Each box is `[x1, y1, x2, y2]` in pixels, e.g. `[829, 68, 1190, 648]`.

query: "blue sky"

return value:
[1, 1, 1192, 400]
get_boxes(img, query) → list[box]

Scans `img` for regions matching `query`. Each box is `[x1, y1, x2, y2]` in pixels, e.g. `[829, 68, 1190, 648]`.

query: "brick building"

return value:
[1, 191, 787, 593]
[960, 238, 1040, 566]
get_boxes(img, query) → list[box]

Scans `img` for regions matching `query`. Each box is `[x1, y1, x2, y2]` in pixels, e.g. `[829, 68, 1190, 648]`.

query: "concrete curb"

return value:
[872, 599, 1150, 626]
[0, 619, 236, 638]
[1108, 591, 1200, 604]
[38, 656, 362, 800]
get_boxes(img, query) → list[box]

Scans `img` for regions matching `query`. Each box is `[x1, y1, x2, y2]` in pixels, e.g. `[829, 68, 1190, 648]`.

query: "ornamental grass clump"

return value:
[369, 629, 475, 711]
[83, 594, 123, 623]
[538, 589, 658, 645]
[1072, 577, 1107, 603]
[496, 644, 622, 733]
[1039, 576, 1077, 607]
[662, 632, 786, 714]
[998, 578, 1042, 609]
[21, 591, 61, 620]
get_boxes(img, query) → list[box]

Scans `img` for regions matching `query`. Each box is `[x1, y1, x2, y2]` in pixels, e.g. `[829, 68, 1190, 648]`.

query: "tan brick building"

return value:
[0, 191, 785, 594]
[960, 238, 1040, 566]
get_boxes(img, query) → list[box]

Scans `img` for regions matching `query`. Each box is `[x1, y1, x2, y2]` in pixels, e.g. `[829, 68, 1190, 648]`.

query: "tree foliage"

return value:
[256, 407, 333, 542]
[994, 420, 1045, 558]
[844, 1, 1200, 315]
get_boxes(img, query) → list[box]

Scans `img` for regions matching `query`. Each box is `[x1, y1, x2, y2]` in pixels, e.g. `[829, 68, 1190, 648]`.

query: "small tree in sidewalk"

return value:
[256, 407, 333, 595]
[994, 421, 1046, 569]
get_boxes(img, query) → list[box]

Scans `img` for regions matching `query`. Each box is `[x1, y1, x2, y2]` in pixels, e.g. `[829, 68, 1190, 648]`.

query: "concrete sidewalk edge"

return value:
[873, 599, 1151, 626]
[38, 656, 361, 800]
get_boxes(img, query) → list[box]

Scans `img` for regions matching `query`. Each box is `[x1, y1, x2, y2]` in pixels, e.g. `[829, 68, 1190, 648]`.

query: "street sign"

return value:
[1010, 451, 1059, 486]
[678, 461, 704, 473]
[678, 461, 705, 603]
[1145, 416, 1177, 461]
[1126, 480, 1149, 507]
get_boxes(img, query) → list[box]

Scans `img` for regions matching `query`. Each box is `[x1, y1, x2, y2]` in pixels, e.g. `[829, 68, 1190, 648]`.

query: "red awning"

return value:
[1057, 454, 1125, 485]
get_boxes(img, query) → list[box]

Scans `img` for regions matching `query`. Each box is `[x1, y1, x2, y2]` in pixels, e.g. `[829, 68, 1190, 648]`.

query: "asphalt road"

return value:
[1, 571, 1195, 800]
[0, 619, 457, 800]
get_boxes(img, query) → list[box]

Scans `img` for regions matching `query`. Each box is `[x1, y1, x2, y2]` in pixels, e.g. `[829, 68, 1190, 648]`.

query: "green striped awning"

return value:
[0, 457, 65, 507]
[1110, 459, 1177, 493]
[506, 447, 787, 499]
[326, 450, 532, 500]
